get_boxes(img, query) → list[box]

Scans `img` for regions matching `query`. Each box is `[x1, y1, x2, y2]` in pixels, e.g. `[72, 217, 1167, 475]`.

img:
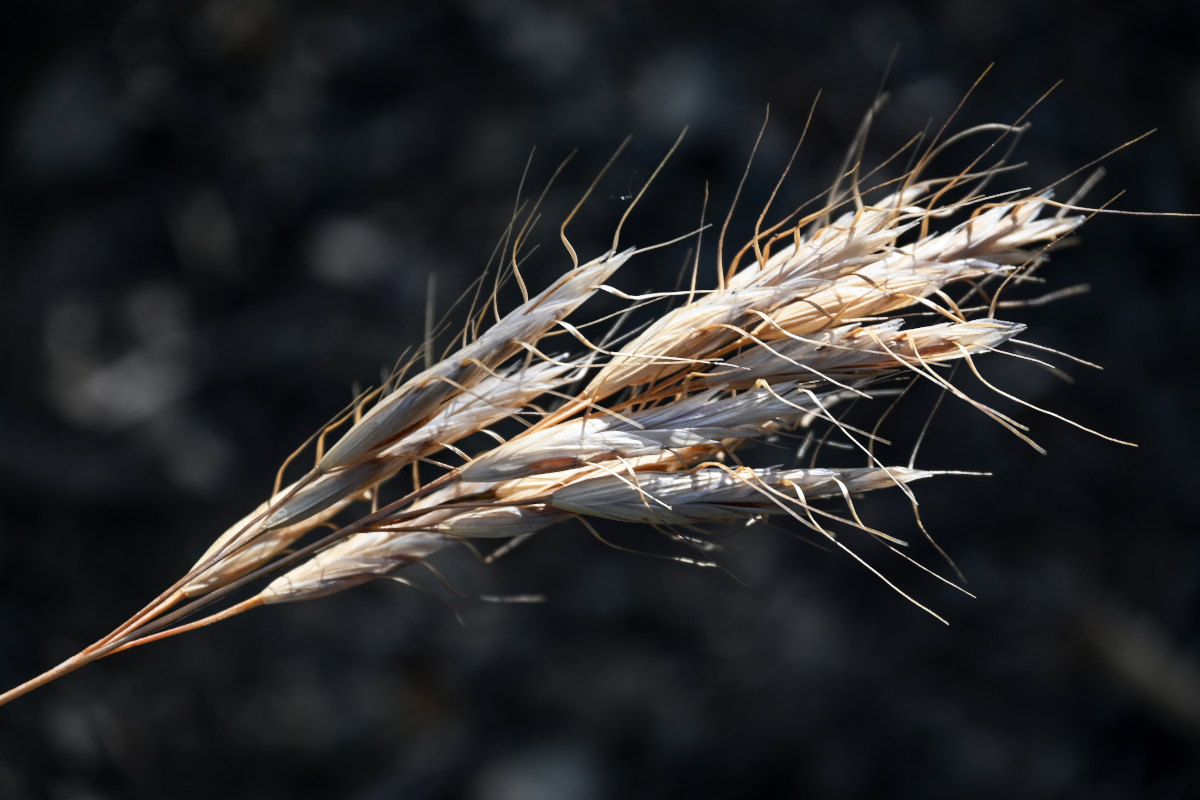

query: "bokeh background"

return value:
[2, 1, 1198, 798]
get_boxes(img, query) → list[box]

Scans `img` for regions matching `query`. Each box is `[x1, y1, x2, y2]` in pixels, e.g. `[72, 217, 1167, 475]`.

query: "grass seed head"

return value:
[0, 104, 1134, 708]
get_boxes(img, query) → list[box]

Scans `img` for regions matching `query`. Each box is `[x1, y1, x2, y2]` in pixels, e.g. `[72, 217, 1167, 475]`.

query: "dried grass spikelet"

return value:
[0, 97, 1131, 706]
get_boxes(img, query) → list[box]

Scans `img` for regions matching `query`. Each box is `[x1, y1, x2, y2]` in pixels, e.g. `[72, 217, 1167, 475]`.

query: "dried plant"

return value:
[0, 96, 1131, 706]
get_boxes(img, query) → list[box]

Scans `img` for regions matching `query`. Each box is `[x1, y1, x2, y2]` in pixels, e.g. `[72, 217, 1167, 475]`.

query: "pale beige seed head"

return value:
[319, 249, 633, 471]
[697, 318, 1026, 389]
[259, 531, 457, 604]
[377, 358, 576, 461]
[549, 465, 934, 525]
[461, 382, 841, 483]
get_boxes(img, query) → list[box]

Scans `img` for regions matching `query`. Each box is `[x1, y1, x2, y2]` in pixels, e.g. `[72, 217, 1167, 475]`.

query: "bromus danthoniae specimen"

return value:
[1, 91, 1146, 707]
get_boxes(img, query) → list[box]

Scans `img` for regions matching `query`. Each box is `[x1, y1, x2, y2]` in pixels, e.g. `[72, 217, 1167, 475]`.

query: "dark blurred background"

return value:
[1, 1, 1198, 798]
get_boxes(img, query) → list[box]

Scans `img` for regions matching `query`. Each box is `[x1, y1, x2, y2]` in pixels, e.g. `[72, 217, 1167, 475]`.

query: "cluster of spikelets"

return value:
[0, 113, 1103, 705]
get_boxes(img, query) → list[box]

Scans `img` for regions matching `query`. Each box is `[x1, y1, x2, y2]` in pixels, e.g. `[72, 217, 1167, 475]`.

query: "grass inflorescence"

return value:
[0, 96, 1131, 707]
